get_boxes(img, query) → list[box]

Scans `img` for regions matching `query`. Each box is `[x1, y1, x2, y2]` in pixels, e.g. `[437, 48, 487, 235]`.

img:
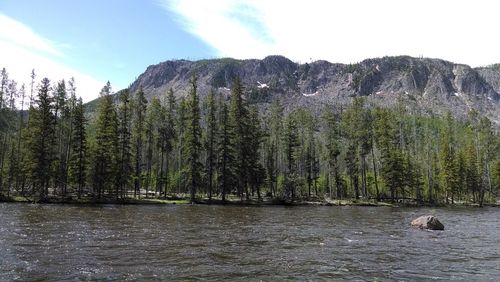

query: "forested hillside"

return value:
[0, 67, 499, 206]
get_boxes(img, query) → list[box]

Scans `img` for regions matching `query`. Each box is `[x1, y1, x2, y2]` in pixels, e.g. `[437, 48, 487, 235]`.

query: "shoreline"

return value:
[1, 194, 497, 208]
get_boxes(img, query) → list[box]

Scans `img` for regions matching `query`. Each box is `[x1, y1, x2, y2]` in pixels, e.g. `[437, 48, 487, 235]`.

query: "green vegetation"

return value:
[0, 67, 499, 206]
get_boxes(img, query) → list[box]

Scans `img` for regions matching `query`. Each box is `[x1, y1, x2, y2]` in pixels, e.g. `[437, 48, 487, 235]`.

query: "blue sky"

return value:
[1, 0, 499, 101]
[1, 0, 215, 101]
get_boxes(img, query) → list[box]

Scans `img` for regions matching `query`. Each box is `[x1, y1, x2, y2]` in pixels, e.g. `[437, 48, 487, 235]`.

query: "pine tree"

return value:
[6, 82, 23, 195]
[268, 97, 283, 196]
[29, 69, 36, 108]
[144, 97, 162, 196]
[439, 112, 459, 204]
[478, 116, 495, 206]
[204, 89, 217, 200]
[157, 88, 176, 197]
[165, 89, 176, 195]
[68, 98, 87, 198]
[132, 86, 147, 198]
[26, 78, 55, 200]
[456, 149, 467, 202]
[62, 78, 77, 196]
[345, 142, 360, 199]
[6, 80, 17, 111]
[176, 97, 188, 193]
[283, 111, 300, 201]
[52, 80, 69, 195]
[0, 68, 10, 195]
[464, 142, 479, 202]
[6, 139, 19, 197]
[91, 81, 118, 198]
[229, 76, 250, 199]
[381, 149, 405, 201]
[359, 104, 373, 198]
[116, 89, 133, 198]
[342, 99, 363, 199]
[493, 159, 500, 194]
[322, 105, 342, 199]
[404, 152, 423, 202]
[303, 113, 318, 198]
[247, 105, 265, 200]
[217, 101, 235, 201]
[374, 108, 405, 202]
[184, 75, 202, 202]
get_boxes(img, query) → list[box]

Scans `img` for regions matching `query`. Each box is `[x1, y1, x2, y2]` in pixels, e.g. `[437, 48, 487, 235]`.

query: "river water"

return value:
[0, 203, 499, 281]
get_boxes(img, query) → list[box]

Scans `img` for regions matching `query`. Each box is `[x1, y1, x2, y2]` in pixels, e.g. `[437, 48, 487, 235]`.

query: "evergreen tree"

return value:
[374, 108, 405, 202]
[0, 68, 11, 195]
[342, 99, 364, 199]
[478, 117, 495, 206]
[157, 88, 176, 197]
[229, 76, 250, 199]
[302, 111, 318, 198]
[184, 75, 202, 202]
[132, 86, 147, 198]
[217, 101, 235, 201]
[404, 152, 423, 202]
[268, 97, 283, 196]
[6, 80, 17, 111]
[116, 89, 133, 198]
[493, 159, 500, 193]
[52, 80, 69, 195]
[322, 106, 342, 199]
[204, 89, 217, 200]
[176, 97, 188, 193]
[439, 112, 459, 204]
[68, 98, 87, 198]
[5, 139, 19, 197]
[26, 78, 55, 200]
[283, 111, 300, 201]
[144, 97, 162, 196]
[62, 78, 77, 196]
[90, 82, 118, 198]
[247, 105, 265, 200]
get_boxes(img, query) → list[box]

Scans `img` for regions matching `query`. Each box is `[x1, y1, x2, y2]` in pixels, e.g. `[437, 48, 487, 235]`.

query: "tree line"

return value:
[0, 67, 499, 205]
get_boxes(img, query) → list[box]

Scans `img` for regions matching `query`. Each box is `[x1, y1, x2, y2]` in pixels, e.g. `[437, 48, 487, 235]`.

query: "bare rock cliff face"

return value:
[127, 55, 500, 124]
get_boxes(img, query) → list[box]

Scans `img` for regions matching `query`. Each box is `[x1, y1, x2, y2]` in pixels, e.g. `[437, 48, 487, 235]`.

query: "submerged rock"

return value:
[411, 215, 444, 230]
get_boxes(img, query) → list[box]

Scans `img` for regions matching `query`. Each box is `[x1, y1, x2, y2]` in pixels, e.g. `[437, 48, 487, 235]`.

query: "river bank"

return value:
[1, 194, 497, 207]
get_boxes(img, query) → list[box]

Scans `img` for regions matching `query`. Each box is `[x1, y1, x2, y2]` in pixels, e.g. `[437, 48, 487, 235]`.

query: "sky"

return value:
[1, 0, 499, 102]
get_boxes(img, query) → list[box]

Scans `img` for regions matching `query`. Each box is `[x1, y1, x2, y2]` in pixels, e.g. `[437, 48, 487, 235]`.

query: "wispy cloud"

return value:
[0, 13, 64, 57]
[0, 13, 105, 102]
[160, 0, 500, 66]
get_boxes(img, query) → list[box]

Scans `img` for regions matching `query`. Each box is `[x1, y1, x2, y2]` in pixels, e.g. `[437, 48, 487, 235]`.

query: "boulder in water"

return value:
[411, 215, 444, 230]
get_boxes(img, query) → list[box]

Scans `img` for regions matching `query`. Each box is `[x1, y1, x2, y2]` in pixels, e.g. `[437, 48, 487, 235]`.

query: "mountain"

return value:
[125, 55, 500, 124]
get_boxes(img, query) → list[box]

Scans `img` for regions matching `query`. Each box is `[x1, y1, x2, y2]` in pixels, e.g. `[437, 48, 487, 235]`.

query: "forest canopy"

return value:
[0, 68, 499, 206]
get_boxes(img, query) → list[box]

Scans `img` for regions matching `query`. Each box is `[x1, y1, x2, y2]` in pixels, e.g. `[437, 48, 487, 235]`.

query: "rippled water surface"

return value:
[1, 203, 499, 280]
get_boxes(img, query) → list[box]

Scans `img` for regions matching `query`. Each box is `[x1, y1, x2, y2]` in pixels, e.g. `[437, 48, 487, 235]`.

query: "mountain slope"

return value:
[127, 55, 500, 124]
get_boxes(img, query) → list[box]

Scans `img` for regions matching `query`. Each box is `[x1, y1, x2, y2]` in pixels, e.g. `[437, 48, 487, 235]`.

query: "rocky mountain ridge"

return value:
[127, 55, 500, 124]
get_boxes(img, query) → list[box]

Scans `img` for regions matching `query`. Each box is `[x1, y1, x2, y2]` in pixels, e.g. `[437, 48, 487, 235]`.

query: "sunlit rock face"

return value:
[122, 55, 499, 125]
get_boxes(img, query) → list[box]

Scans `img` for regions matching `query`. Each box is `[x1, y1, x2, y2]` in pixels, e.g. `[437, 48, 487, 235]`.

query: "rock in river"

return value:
[411, 215, 444, 230]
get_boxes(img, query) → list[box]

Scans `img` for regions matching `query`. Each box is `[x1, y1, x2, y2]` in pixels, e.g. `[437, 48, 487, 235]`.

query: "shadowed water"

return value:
[0, 203, 499, 280]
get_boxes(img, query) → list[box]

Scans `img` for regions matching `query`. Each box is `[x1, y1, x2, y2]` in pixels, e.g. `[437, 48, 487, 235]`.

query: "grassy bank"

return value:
[1, 194, 496, 207]
[0, 194, 398, 207]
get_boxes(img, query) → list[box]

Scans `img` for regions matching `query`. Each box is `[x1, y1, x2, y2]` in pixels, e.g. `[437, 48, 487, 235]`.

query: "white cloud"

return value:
[0, 13, 63, 57]
[0, 14, 106, 102]
[162, 0, 500, 67]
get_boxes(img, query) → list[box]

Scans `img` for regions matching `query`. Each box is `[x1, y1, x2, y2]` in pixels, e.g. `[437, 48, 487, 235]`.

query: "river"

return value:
[0, 203, 499, 280]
